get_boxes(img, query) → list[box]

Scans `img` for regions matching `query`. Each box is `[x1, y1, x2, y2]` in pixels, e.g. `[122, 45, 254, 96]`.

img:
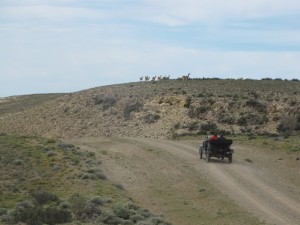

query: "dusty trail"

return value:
[130, 138, 300, 225]
[72, 137, 300, 225]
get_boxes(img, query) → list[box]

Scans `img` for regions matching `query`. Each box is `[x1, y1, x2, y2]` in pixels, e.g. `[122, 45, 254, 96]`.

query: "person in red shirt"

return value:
[210, 134, 218, 141]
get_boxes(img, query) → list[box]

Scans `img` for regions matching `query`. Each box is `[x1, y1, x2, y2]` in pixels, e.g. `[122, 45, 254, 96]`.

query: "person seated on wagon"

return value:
[210, 133, 218, 141]
[219, 134, 226, 140]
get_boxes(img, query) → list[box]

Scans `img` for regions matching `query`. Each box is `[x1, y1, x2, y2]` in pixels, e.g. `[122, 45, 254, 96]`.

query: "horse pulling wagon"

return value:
[199, 137, 234, 163]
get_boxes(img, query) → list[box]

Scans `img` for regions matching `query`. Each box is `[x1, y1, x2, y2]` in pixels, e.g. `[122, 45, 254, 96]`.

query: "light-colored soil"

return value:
[69, 137, 300, 225]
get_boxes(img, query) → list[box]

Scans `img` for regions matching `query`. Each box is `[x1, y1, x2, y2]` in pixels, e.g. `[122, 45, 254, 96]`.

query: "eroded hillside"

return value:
[0, 79, 299, 139]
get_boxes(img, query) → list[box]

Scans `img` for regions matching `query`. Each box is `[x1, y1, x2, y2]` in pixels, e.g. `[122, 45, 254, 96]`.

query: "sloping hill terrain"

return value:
[0, 79, 299, 139]
[0, 79, 299, 225]
[0, 94, 64, 117]
[0, 134, 172, 225]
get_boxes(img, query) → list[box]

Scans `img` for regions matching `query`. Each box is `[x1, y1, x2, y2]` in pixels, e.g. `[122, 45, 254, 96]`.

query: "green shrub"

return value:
[84, 200, 102, 218]
[46, 150, 56, 157]
[86, 168, 106, 180]
[131, 214, 144, 223]
[43, 207, 72, 225]
[11, 206, 44, 225]
[123, 100, 143, 120]
[238, 113, 268, 126]
[98, 211, 122, 225]
[137, 208, 151, 219]
[17, 200, 34, 209]
[143, 114, 160, 124]
[245, 158, 253, 163]
[289, 99, 297, 106]
[10, 191, 71, 225]
[88, 151, 96, 157]
[201, 123, 218, 133]
[58, 201, 71, 210]
[188, 105, 210, 118]
[89, 196, 104, 206]
[113, 205, 131, 220]
[277, 115, 298, 136]
[295, 114, 300, 131]
[150, 216, 169, 225]
[136, 221, 149, 225]
[170, 129, 178, 140]
[95, 171, 107, 180]
[58, 142, 75, 150]
[173, 123, 180, 129]
[32, 190, 58, 206]
[46, 139, 56, 144]
[0, 208, 7, 216]
[13, 159, 24, 165]
[218, 114, 235, 125]
[183, 97, 192, 108]
[93, 95, 117, 110]
[237, 116, 247, 126]
[187, 122, 199, 131]
[245, 99, 267, 113]
[114, 184, 124, 190]
[69, 193, 87, 220]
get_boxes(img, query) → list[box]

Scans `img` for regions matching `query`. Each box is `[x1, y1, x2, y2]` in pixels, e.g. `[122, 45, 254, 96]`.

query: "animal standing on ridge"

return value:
[182, 73, 190, 80]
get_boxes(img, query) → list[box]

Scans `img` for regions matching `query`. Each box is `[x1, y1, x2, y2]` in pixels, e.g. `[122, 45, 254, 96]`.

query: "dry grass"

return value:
[0, 135, 171, 225]
[0, 94, 64, 117]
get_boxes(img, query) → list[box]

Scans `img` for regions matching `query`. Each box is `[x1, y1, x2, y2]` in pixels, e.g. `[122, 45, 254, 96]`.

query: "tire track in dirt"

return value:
[172, 140, 300, 225]
[206, 164, 299, 225]
[225, 163, 300, 216]
[132, 138, 300, 225]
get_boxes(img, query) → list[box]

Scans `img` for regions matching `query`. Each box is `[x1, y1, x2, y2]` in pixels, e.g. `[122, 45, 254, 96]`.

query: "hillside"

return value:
[0, 94, 64, 117]
[0, 135, 171, 225]
[0, 79, 299, 139]
[1, 80, 299, 225]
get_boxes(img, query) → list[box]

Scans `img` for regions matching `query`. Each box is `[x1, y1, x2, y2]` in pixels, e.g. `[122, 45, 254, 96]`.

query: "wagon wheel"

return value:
[200, 146, 203, 159]
[206, 151, 210, 163]
[228, 154, 232, 163]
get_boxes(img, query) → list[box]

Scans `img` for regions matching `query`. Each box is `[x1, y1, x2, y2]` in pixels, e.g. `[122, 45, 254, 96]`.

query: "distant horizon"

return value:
[1, 1, 300, 97]
[1, 76, 299, 98]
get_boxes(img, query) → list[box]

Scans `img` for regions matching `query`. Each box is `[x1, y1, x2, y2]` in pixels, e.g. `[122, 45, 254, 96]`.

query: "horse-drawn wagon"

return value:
[199, 137, 234, 163]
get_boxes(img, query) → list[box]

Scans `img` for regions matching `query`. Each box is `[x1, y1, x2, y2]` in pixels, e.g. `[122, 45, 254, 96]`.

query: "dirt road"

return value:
[71, 137, 300, 225]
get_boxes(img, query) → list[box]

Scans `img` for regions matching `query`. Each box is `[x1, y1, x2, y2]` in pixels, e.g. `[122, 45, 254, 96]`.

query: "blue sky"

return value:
[1, 0, 300, 97]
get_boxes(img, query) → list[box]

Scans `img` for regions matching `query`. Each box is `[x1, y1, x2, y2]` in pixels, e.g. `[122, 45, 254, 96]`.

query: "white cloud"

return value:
[0, 5, 110, 21]
[1, 1, 300, 26]
[142, 0, 300, 25]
